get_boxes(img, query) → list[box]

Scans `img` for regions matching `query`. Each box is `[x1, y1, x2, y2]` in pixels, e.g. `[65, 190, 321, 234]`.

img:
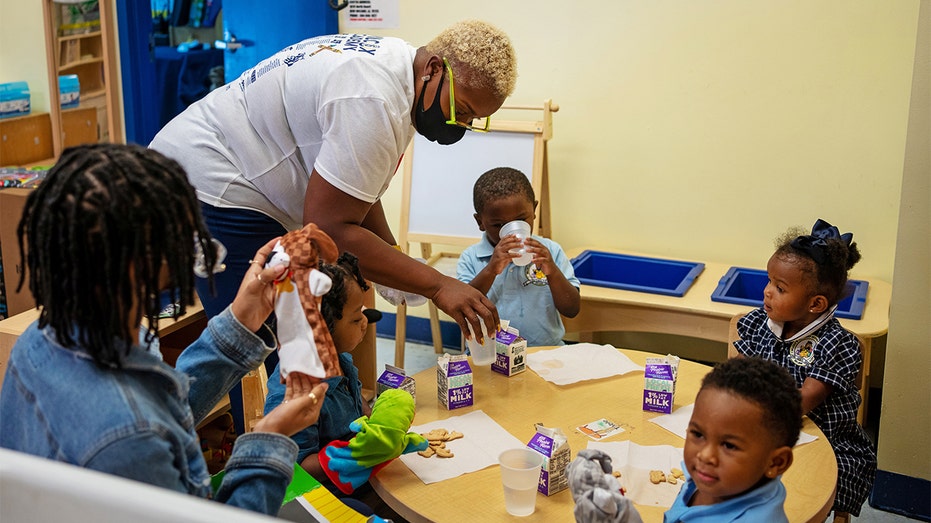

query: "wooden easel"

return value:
[393, 100, 558, 367]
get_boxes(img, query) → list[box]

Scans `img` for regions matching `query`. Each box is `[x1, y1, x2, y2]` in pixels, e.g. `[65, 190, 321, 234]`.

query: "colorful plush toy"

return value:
[265, 223, 340, 380]
[567, 449, 643, 523]
[318, 389, 428, 494]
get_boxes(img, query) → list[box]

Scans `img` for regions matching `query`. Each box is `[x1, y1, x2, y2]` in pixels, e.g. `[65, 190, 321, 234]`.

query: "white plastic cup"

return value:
[499, 448, 543, 516]
[500, 220, 533, 267]
[466, 318, 496, 366]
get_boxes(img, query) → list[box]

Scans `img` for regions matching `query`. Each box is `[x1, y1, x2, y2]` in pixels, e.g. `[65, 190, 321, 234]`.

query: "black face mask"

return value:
[414, 71, 467, 145]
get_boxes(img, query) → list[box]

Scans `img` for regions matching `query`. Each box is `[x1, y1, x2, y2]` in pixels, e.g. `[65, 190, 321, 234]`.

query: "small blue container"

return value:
[59, 75, 80, 109]
[710, 266, 869, 320]
[0, 81, 31, 119]
[570, 250, 705, 297]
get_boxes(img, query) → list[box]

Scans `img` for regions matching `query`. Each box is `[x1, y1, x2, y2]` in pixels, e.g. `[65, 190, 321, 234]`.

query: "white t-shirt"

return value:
[151, 34, 417, 230]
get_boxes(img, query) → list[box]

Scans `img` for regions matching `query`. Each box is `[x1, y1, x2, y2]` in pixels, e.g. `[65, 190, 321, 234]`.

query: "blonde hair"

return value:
[425, 19, 517, 100]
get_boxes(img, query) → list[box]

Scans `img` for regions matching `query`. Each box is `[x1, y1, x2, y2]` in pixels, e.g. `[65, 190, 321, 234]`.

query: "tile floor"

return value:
[374, 336, 926, 523]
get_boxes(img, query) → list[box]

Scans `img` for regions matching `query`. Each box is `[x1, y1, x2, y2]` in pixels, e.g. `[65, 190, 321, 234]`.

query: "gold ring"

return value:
[308, 392, 318, 404]
[248, 259, 263, 266]
[257, 273, 264, 283]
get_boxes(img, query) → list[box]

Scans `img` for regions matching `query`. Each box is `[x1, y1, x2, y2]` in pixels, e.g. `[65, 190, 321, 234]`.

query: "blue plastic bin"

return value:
[710, 266, 869, 320]
[570, 250, 705, 297]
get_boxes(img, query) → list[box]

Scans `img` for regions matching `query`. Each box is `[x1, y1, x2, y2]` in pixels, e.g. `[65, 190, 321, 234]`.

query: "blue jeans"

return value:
[197, 203, 287, 434]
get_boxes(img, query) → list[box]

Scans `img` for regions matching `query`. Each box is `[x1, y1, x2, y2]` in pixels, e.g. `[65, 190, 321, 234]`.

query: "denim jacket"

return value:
[0, 307, 299, 516]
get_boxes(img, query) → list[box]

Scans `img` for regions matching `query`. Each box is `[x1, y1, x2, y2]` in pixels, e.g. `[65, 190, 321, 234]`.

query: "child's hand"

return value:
[523, 238, 556, 275]
[254, 372, 328, 437]
[490, 235, 524, 274]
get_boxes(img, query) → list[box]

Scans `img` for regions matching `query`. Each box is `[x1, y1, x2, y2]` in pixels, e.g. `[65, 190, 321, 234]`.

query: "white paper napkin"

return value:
[648, 403, 819, 446]
[526, 343, 644, 385]
[588, 441, 684, 508]
[399, 410, 525, 484]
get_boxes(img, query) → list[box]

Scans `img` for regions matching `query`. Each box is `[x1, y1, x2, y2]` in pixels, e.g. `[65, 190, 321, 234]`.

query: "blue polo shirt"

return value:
[457, 233, 579, 347]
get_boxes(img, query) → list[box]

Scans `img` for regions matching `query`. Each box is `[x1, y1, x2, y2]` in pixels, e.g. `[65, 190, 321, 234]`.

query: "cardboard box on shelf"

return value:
[0, 189, 35, 317]
[0, 82, 31, 120]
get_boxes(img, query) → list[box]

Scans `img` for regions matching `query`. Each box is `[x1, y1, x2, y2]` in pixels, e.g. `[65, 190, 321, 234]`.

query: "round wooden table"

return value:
[371, 347, 837, 522]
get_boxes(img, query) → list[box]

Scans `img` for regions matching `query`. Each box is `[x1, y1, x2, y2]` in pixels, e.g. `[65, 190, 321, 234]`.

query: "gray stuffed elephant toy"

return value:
[567, 449, 643, 523]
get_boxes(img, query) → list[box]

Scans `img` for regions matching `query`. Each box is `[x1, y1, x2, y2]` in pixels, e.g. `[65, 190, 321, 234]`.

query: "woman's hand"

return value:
[230, 237, 287, 332]
[254, 373, 328, 437]
[432, 276, 500, 345]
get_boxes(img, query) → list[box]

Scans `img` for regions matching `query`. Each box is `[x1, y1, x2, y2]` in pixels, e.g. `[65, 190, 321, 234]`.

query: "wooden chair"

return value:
[727, 312, 743, 359]
[240, 364, 269, 433]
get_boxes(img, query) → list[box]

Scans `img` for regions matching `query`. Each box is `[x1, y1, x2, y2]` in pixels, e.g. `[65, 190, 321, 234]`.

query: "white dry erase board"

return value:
[406, 131, 535, 241]
[398, 103, 556, 249]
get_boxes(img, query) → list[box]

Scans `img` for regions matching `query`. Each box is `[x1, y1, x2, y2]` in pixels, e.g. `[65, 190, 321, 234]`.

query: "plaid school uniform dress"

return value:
[735, 308, 877, 516]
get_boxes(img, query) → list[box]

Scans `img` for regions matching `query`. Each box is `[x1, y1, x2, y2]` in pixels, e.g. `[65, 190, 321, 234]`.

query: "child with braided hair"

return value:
[732, 219, 876, 518]
[0, 144, 328, 516]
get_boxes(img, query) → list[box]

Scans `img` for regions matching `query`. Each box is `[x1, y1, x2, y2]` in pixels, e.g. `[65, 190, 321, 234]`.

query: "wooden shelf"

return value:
[42, 0, 122, 156]
[58, 30, 101, 42]
[59, 56, 104, 70]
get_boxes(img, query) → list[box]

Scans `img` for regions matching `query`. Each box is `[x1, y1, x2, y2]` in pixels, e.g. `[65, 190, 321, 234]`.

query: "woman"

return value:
[150, 19, 516, 349]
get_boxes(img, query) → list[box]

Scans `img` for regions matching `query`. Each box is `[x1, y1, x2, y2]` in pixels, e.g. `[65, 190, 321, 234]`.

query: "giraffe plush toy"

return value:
[265, 223, 340, 380]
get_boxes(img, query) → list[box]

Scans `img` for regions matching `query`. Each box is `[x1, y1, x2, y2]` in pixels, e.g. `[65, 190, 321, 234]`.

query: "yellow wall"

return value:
[365, 0, 917, 286]
[0, 1, 51, 114]
[878, 0, 930, 481]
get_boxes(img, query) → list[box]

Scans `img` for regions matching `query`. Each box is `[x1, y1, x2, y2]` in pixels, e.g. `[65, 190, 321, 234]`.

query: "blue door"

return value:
[220, 0, 338, 83]
[118, 1, 338, 144]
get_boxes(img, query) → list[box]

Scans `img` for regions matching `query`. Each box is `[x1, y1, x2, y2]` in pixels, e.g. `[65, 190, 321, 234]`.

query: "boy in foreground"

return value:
[665, 357, 802, 522]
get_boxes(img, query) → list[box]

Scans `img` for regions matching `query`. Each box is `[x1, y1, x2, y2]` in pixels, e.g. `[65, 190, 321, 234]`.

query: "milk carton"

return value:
[491, 323, 527, 377]
[643, 355, 680, 414]
[527, 424, 571, 495]
[436, 354, 472, 409]
[376, 364, 415, 401]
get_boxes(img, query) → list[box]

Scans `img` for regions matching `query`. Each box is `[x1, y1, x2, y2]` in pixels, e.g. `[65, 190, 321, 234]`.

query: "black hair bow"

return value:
[790, 219, 853, 264]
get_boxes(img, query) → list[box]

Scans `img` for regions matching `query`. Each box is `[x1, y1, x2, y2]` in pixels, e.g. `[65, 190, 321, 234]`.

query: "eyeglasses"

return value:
[443, 58, 490, 133]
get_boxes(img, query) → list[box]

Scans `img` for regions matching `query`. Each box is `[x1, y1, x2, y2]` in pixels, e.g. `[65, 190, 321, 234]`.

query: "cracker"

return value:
[417, 428, 463, 458]
[671, 467, 685, 479]
[649, 470, 666, 484]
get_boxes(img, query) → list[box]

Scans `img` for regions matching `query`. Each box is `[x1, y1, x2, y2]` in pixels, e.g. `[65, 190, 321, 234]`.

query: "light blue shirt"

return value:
[664, 466, 789, 523]
[457, 234, 579, 347]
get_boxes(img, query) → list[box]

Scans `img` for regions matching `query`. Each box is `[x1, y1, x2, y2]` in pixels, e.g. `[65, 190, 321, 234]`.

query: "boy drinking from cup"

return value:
[457, 167, 580, 347]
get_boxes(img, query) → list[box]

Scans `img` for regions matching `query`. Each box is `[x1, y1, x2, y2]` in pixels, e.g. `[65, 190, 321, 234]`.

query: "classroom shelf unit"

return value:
[41, 0, 122, 155]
